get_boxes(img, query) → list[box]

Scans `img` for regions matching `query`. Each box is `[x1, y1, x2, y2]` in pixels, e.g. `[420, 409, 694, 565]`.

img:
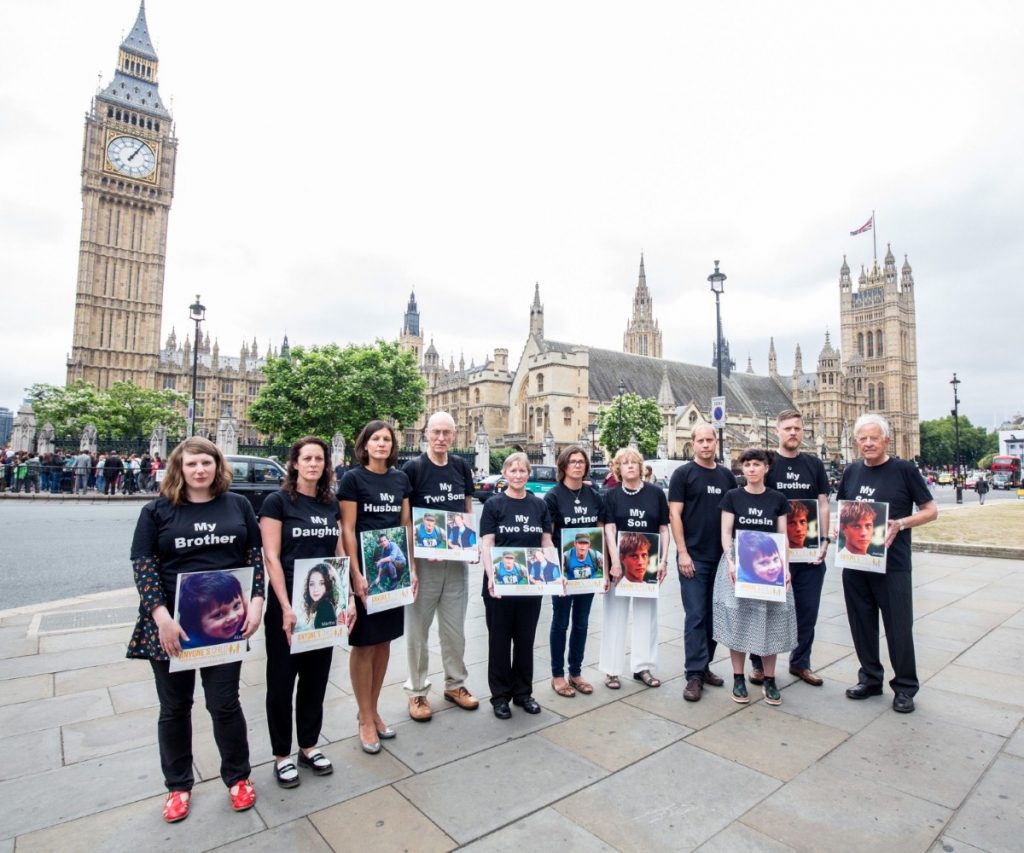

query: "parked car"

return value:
[937, 472, 953, 486]
[226, 454, 286, 512]
[526, 464, 558, 496]
[992, 472, 1012, 490]
[475, 474, 507, 502]
[964, 473, 979, 490]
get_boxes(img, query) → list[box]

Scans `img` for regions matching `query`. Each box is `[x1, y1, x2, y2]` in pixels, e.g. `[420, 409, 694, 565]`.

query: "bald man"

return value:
[401, 412, 479, 720]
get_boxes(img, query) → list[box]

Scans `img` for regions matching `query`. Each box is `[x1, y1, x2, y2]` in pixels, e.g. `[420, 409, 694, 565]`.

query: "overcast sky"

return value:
[1, 1, 1020, 429]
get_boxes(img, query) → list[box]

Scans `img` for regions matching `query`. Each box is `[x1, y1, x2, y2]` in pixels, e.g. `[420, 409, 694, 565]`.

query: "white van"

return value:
[645, 459, 688, 482]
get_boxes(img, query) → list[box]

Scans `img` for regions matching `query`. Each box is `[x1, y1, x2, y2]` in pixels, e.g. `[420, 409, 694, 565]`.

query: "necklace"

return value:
[622, 482, 643, 496]
[565, 483, 584, 505]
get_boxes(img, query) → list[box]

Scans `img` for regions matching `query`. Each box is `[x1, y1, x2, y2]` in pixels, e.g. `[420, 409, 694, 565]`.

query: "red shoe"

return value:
[162, 790, 191, 823]
[229, 779, 256, 812]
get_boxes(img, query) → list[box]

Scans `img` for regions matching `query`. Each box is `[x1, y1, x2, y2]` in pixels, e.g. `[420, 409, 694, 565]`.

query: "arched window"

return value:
[868, 384, 875, 409]
[536, 373, 544, 392]
[876, 329, 884, 357]
[857, 333, 864, 355]
[866, 331, 874, 358]
[877, 382, 885, 408]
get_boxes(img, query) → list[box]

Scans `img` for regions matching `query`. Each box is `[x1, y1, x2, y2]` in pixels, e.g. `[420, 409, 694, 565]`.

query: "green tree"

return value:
[489, 447, 514, 474]
[595, 393, 663, 457]
[248, 340, 426, 445]
[919, 416, 997, 468]
[26, 380, 186, 438]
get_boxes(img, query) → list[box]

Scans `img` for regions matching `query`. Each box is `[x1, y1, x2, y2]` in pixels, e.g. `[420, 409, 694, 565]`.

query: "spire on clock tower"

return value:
[622, 253, 662, 358]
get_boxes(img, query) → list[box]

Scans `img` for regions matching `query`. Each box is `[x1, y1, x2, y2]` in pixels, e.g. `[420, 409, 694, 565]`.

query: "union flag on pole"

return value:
[850, 215, 873, 236]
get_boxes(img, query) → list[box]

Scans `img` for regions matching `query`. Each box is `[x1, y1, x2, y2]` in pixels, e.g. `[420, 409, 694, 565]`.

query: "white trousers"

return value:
[404, 558, 470, 696]
[599, 583, 659, 676]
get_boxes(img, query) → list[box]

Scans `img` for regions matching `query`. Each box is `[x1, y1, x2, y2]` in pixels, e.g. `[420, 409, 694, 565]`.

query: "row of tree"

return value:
[918, 416, 998, 469]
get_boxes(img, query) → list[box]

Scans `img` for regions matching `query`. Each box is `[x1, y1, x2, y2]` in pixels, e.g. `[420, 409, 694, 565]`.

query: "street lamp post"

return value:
[708, 260, 727, 462]
[588, 421, 598, 462]
[188, 294, 206, 438]
[763, 409, 770, 448]
[951, 373, 963, 505]
[616, 380, 626, 456]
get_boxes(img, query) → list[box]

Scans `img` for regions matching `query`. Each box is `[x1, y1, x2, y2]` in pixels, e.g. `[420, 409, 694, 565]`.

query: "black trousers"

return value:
[842, 568, 918, 696]
[752, 561, 826, 672]
[150, 659, 250, 791]
[483, 593, 542, 705]
[264, 594, 334, 757]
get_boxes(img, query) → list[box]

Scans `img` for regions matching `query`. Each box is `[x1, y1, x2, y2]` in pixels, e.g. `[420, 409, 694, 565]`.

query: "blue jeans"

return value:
[679, 559, 719, 680]
[549, 593, 594, 678]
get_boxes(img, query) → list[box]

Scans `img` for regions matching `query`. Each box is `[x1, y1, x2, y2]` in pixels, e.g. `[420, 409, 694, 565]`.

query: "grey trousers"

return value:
[404, 558, 470, 697]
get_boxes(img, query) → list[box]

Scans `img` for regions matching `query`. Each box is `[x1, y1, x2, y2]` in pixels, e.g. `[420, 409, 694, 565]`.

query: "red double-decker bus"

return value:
[990, 455, 1021, 488]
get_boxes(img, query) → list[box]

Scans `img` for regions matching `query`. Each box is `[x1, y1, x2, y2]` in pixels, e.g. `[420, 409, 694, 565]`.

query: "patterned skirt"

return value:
[712, 552, 797, 656]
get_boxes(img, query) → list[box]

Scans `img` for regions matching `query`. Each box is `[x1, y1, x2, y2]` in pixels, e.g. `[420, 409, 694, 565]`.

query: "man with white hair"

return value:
[838, 413, 937, 714]
[401, 411, 479, 720]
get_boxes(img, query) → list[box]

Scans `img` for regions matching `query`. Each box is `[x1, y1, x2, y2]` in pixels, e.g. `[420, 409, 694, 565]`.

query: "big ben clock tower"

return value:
[66, 1, 177, 390]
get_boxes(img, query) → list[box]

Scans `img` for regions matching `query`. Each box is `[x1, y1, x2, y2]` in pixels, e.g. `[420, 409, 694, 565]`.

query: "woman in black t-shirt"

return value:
[480, 452, 554, 718]
[260, 436, 354, 788]
[712, 448, 796, 707]
[127, 437, 264, 823]
[339, 421, 415, 754]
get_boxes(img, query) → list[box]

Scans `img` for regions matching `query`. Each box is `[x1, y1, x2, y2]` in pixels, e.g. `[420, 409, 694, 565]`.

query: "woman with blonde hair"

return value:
[600, 447, 669, 689]
[127, 437, 264, 822]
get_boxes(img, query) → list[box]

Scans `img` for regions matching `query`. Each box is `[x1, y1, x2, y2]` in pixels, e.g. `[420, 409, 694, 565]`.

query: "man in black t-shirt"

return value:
[750, 410, 831, 687]
[838, 414, 937, 714]
[669, 424, 738, 702]
[401, 411, 480, 721]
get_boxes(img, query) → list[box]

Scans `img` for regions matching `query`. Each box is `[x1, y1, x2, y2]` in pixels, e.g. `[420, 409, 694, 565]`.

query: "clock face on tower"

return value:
[105, 135, 157, 178]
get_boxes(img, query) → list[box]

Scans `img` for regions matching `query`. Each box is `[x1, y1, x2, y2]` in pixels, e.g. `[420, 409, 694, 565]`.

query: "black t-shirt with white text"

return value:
[720, 487, 789, 533]
[131, 491, 262, 610]
[544, 483, 604, 539]
[338, 466, 411, 533]
[480, 492, 551, 595]
[837, 458, 932, 573]
[668, 462, 737, 563]
[260, 488, 340, 587]
[603, 483, 669, 536]
[769, 452, 828, 563]
[402, 453, 473, 512]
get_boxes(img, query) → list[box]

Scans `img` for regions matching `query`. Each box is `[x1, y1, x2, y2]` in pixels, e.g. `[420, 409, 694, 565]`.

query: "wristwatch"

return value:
[898, 518, 906, 532]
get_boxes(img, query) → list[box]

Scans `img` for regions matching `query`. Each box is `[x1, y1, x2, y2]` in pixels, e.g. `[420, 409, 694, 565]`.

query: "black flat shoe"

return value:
[893, 693, 915, 713]
[274, 760, 300, 788]
[845, 682, 884, 700]
[493, 700, 512, 719]
[298, 750, 333, 775]
[513, 696, 541, 714]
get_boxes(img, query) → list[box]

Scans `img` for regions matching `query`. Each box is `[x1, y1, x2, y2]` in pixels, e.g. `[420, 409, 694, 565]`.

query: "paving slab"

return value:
[12, 777, 266, 852]
[310, 784, 455, 852]
[0, 727, 63, 781]
[0, 642, 127, 679]
[928, 664, 1024, 709]
[252, 738, 411, 829]
[0, 672, 52, 706]
[942, 754, 1024, 852]
[0, 687, 112, 737]
[62, 704, 159, 764]
[819, 711, 1004, 809]
[533, 664, 647, 719]
[740, 762, 951, 852]
[915, 686, 1024, 738]
[107, 669, 160, 712]
[623, 674, 745, 731]
[688, 701, 848, 781]
[555, 740, 780, 851]
[0, 625, 38, 657]
[927, 835, 990, 853]
[914, 614, 997, 645]
[459, 806, 615, 852]
[925, 605, 1012, 631]
[539, 700, 691, 772]
[953, 626, 1024, 678]
[1004, 724, 1024, 758]
[38, 625, 131, 653]
[54, 658, 151, 694]
[696, 822, 797, 852]
[396, 735, 606, 845]
[0, 744, 166, 840]
[212, 818, 332, 852]
[775, 675, 888, 734]
[382, 693, 560, 773]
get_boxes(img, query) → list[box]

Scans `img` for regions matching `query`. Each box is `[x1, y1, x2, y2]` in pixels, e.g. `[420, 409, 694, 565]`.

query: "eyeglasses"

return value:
[568, 459, 587, 465]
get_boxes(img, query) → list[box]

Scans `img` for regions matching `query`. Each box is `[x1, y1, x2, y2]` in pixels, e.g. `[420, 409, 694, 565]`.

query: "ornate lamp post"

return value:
[588, 421, 598, 462]
[188, 294, 206, 438]
[951, 373, 963, 504]
[708, 261, 726, 461]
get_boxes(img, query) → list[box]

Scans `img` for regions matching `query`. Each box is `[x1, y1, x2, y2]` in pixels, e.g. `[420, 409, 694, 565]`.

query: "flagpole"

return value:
[872, 208, 877, 262]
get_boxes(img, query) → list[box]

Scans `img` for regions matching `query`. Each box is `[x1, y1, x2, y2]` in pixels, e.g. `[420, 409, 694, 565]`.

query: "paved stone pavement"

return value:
[1, 549, 1022, 852]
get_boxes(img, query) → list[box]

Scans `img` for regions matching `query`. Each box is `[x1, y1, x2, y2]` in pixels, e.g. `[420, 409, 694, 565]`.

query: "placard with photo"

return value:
[786, 499, 820, 563]
[614, 531, 659, 599]
[835, 500, 889, 573]
[360, 526, 414, 613]
[289, 556, 350, 653]
[169, 566, 253, 672]
[489, 546, 563, 595]
[734, 530, 788, 602]
[560, 528, 605, 594]
[411, 507, 479, 562]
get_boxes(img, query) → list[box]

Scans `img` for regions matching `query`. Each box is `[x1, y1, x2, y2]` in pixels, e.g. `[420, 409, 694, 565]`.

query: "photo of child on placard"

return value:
[734, 530, 788, 602]
[835, 500, 889, 573]
[169, 566, 253, 672]
[560, 528, 605, 594]
[615, 531, 659, 599]
[289, 556, 350, 653]
[786, 499, 820, 563]
[360, 526, 414, 613]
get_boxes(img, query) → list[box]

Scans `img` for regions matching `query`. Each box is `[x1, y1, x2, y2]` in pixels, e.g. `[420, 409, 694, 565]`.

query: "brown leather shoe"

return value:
[408, 696, 433, 722]
[683, 677, 703, 702]
[749, 668, 765, 685]
[789, 667, 824, 686]
[703, 668, 724, 687]
[443, 687, 480, 710]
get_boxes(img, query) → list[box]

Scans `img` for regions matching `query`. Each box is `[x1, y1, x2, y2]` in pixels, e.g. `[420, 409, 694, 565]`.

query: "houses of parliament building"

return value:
[65, 5, 920, 460]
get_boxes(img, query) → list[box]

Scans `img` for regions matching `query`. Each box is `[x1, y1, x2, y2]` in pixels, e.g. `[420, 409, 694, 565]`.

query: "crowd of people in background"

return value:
[0, 446, 163, 494]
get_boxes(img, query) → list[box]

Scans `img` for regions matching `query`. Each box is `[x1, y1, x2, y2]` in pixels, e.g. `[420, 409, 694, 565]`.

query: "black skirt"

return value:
[347, 593, 404, 647]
